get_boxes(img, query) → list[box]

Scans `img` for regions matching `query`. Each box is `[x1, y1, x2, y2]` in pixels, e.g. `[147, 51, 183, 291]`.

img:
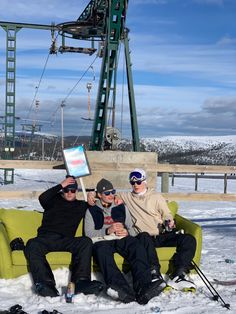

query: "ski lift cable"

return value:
[26, 32, 60, 119]
[50, 55, 98, 125]
[62, 55, 98, 103]
[72, 119, 91, 146]
[26, 52, 51, 119]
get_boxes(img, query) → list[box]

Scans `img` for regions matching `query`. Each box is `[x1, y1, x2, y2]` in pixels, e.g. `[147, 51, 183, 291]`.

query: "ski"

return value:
[163, 285, 196, 293]
[213, 279, 236, 286]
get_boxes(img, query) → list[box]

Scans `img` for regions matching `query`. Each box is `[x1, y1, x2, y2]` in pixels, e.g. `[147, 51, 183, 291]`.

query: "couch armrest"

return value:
[175, 214, 202, 267]
[0, 222, 13, 278]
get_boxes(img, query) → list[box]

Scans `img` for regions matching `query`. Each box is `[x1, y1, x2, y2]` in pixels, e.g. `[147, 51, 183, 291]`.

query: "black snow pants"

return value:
[92, 235, 152, 292]
[24, 232, 93, 285]
[136, 231, 196, 274]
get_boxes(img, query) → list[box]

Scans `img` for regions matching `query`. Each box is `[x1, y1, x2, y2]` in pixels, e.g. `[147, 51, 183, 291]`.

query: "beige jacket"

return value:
[118, 188, 173, 236]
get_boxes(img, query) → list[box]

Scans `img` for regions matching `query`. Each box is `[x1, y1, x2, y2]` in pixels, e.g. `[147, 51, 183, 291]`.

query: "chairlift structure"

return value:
[0, 0, 140, 183]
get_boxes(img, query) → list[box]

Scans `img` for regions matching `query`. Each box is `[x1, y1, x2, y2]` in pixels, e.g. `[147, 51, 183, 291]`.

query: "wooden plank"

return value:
[1, 160, 236, 174]
[0, 190, 85, 200]
[162, 193, 236, 202]
[156, 164, 236, 174]
[0, 160, 64, 169]
[1, 190, 236, 202]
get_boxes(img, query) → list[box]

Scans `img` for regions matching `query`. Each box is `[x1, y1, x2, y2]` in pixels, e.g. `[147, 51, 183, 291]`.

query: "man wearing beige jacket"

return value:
[88, 169, 196, 291]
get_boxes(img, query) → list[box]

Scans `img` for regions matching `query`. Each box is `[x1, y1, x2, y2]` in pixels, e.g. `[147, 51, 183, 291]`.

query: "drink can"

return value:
[66, 282, 75, 303]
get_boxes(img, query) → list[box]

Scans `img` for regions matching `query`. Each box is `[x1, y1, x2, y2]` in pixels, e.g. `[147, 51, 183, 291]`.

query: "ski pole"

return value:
[192, 261, 230, 310]
[193, 262, 220, 301]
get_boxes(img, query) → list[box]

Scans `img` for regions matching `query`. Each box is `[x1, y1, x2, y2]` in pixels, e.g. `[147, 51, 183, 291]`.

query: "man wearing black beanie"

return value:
[24, 175, 103, 298]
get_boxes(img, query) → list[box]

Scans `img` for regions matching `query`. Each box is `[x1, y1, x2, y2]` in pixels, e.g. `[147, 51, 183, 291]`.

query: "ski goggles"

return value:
[63, 188, 76, 193]
[102, 189, 116, 196]
[129, 171, 146, 182]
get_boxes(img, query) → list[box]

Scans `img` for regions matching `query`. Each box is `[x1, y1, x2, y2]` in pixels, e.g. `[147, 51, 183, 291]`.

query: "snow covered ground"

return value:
[0, 169, 236, 313]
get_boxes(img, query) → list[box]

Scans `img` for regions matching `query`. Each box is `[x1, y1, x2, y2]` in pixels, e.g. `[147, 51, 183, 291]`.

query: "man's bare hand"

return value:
[106, 222, 128, 236]
[164, 219, 176, 230]
[87, 191, 96, 206]
[61, 177, 76, 189]
[114, 196, 123, 205]
[115, 228, 128, 237]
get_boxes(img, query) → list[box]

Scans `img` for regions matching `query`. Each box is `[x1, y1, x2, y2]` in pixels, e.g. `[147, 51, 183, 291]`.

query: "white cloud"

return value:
[217, 35, 236, 46]
[193, 0, 225, 6]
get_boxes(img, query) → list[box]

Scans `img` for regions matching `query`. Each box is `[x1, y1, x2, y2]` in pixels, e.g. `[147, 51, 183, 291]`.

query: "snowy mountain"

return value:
[2, 133, 236, 165]
[119, 135, 236, 165]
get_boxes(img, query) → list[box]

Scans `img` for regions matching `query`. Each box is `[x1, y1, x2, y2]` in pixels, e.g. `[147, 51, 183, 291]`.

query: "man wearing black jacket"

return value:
[24, 176, 103, 298]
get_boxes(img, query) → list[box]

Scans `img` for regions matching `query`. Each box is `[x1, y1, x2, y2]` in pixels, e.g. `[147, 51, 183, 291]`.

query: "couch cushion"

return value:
[1, 209, 43, 243]
[1, 209, 84, 243]
[167, 201, 178, 218]
[75, 221, 83, 237]
[156, 247, 176, 260]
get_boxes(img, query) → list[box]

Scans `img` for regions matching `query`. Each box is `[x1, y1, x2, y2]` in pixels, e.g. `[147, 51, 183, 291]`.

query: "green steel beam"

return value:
[2, 24, 20, 183]
[124, 33, 140, 151]
[0, 21, 53, 30]
[0, 21, 54, 184]
[90, 0, 130, 150]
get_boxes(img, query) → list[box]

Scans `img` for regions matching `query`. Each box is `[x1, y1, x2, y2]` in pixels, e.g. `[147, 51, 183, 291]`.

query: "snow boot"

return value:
[75, 279, 104, 295]
[167, 274, 196, 292]
[106, 284, 136, 303]
[35, 282, 60, 298]
[151, 268, 166, 284]
[136, 278, 166, 305]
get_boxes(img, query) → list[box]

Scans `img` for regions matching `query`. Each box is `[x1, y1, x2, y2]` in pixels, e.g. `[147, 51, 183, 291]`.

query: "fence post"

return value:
[195, 173, 198, 191]
[171, 173, 175, 186]
[161, 172, 169, 193]
[224, 173, 227, 194]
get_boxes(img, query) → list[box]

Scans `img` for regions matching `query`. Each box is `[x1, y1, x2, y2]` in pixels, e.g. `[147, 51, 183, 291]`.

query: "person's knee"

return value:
[93, 243, 112, 259]
[24, 238, 38, 257]
[137, 232, 150, 239]
[74, 236, 93, 252]
[80, 236, 93, 245]
[183, 234, 197, 250]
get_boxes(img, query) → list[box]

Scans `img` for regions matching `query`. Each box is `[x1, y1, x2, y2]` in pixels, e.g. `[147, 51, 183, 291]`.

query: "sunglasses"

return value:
[63, 188, 76, 193]
[130, 180, 144, 185]
[102, 189, 116, 196]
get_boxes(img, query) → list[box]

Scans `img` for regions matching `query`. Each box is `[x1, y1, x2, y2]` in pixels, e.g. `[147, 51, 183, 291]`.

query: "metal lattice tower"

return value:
[0, 22, 52, 183]
[0, 0, 140, 179]
[1, 24, 20, 183]
[90, 0, 140, 151]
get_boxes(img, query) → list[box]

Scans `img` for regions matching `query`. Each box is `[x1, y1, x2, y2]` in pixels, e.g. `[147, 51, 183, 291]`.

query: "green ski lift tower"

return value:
[0, 0, 140, 183]
[54, 0, 140, 151]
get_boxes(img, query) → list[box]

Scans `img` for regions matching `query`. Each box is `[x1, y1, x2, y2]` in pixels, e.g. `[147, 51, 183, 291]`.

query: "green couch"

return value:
[0, 202, 202, 279]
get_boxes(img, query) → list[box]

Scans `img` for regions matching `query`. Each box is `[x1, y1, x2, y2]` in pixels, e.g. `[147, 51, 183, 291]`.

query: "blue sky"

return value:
[0, 0, 236, 139]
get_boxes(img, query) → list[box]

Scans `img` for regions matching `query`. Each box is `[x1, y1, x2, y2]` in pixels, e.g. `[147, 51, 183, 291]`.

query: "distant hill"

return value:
[1, 133, 236, 165]
[119, 135, 236, 165]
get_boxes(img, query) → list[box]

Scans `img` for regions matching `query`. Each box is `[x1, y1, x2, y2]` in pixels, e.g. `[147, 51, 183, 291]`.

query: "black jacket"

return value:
[38, 184, 87, 237]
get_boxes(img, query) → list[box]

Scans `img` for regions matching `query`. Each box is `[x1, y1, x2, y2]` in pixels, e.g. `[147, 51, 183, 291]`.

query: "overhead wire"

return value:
[50, 54, 99, 126]
[26, 47, 54, 119]
[26, 54, 49, 119]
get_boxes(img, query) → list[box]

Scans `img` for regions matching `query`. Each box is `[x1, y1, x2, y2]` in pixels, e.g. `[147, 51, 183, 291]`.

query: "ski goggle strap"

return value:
[129, 171, 146, 182]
